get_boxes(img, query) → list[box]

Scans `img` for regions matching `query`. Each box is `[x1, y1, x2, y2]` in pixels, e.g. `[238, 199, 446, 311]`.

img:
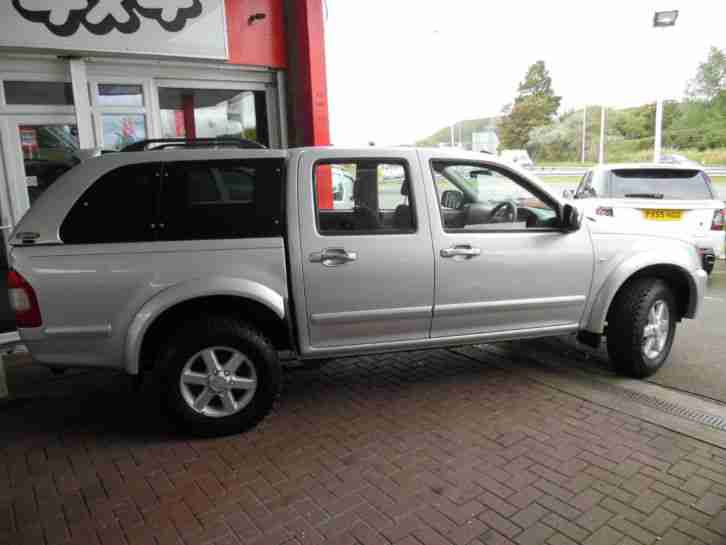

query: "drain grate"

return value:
[462, 344, 726, 433]
[589, 381, 726, 432]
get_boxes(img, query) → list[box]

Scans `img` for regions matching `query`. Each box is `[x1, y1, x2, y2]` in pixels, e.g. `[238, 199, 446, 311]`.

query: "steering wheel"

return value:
[490, 200, 518, 223]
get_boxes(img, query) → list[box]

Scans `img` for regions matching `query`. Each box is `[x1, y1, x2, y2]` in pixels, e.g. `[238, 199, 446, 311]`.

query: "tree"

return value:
[687, 46, 726, 100]
[498, 61, 562, 150]
[517, 60, 560, 104]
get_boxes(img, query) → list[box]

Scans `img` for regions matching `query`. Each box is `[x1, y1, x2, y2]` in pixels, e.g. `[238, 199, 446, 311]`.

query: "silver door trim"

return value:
[44, 325, 112, 338]
[301, 322, 579, 358]
[435, 295, 586, 317]
[311, 305, 431, 325]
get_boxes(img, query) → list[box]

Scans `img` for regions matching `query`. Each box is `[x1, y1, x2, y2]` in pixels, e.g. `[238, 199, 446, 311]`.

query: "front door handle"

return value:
[440, 245, 482, 258]
[309, 248, 359, 267]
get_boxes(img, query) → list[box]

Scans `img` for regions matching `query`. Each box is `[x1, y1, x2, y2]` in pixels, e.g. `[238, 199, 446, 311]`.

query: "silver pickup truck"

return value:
[8, 144, 707, 436]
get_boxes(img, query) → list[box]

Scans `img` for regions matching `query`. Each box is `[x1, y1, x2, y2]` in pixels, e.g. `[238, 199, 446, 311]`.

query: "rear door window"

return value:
[313, 160, 415, 235]
[60, 163, 160, 244]
[159, 159, 283, 241]
[610, 169, 713, 200]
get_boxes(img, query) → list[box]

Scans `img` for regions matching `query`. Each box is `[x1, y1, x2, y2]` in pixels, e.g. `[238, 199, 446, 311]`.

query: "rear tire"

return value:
[156, 316, 281, 437]
[606, 278, 676, 378]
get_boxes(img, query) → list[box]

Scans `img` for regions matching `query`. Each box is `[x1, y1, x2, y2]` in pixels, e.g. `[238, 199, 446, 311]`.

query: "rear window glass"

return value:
[610, 169, 713, 200]
[60, 163, 160, 244]
[160, 159, 284, 241]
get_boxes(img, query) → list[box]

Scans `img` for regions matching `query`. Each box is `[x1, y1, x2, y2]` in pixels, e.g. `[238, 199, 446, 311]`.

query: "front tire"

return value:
[156, 316, 281, 437]
[606, 278, 676, 378]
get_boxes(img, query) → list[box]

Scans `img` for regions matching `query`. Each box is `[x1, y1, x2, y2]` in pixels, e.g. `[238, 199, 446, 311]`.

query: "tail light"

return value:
[712, 209, 725, 231]
[7, 270, 42, 328]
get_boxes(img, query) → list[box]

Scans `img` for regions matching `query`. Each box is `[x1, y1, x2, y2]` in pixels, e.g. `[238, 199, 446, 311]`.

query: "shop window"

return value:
[101, 114, 147, 151]
[19, 124, 79, 207]
[93, 82, 148, 151]
[60, 163, 160, 245]
[314, 160, 415, 235]
[158, 88, 269, 147]
[159, 159, 283, 241]
[3, 81, 74, 106]
[97, 84, 144, 107]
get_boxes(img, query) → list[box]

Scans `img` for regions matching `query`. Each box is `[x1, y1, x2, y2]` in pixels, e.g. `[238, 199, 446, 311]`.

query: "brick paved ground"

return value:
[3, 348, 726, 545]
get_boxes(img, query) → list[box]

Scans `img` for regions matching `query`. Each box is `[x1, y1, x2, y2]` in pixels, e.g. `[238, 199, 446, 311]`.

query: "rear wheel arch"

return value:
[133, 295, 291, 375]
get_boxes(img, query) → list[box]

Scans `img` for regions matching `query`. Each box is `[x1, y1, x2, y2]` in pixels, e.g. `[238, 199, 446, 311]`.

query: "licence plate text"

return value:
[643, 209, 683, 221]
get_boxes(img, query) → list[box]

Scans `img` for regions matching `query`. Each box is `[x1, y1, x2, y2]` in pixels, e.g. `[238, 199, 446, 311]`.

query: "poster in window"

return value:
[102, 114, 146, 150]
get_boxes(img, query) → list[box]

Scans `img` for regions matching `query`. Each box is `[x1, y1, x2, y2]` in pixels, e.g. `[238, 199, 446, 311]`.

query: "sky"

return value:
[323, 1, 726, 146]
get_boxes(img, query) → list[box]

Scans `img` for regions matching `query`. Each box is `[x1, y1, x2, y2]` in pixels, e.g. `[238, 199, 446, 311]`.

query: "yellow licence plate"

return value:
[643, 209, 683, 221]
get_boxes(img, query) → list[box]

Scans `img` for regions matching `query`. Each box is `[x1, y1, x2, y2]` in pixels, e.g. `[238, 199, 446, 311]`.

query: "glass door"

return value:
[0, 115, 78, 334]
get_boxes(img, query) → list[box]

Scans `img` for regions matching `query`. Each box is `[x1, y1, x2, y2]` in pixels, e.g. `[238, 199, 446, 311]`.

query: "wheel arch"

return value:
[125, 277, 289, 375]
[584, 257, 697, 335]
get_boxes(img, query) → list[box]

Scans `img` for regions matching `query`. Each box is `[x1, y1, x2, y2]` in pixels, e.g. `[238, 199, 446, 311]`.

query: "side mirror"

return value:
[561, 203, 582, 232]
[562, 189, 574, 199]
[441, 189, 464, 209]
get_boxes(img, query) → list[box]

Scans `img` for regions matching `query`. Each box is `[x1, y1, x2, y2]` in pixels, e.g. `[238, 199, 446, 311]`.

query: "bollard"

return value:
[0, 354, 8, 399]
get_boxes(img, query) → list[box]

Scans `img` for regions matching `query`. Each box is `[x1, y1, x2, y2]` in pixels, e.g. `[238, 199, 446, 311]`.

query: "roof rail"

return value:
[120, 138, 267, 152]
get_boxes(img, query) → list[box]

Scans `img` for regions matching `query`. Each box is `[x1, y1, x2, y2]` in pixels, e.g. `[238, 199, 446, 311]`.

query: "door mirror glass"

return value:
[441, 189, 464, 210]
[561, 203, 582, 232]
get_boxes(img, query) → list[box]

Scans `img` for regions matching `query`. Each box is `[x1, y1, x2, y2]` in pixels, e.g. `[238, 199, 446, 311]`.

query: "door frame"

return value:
[289, 148, 436, 354]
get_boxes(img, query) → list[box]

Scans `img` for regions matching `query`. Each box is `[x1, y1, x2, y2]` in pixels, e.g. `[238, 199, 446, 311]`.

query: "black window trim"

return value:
[312, 157, 418, 237]
[429, 159, 564, 234]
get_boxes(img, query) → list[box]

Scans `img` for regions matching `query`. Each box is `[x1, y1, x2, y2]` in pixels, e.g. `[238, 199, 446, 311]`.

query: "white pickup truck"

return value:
[8, 142, 707, 436]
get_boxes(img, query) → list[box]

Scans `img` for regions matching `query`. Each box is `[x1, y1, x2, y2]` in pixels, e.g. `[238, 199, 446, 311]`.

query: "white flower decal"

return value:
[86, 0, 133, 26]
[13, 0, 88, 29]
[136, 0, 196, 23]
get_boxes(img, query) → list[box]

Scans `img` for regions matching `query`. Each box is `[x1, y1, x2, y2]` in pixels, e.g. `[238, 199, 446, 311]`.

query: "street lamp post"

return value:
[652, 10, 679, 163]
[599, 106, 606, 164]
[581, 106, 587, 163]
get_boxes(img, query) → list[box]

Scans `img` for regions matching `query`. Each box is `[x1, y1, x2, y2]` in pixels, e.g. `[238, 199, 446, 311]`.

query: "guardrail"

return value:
[531, 166, 726, 177]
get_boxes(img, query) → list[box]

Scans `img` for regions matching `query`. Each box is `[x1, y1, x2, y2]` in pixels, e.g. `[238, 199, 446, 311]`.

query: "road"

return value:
[649, 259, 726, 401]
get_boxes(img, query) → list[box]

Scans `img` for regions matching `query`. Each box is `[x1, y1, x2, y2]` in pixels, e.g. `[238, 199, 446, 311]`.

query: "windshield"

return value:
[610, 169, 713, 200]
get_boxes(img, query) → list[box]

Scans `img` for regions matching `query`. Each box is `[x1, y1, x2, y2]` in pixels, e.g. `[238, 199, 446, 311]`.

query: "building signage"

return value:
[1, 0, 228, 59]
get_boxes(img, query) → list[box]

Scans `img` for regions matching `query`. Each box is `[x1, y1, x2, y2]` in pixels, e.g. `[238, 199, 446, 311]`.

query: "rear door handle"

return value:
[440, 245, 482, 258]
[309, 248, 358, 267]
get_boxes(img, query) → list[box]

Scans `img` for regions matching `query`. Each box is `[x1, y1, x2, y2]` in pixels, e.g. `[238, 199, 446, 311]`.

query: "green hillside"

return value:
[416, 117, 499, 147]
